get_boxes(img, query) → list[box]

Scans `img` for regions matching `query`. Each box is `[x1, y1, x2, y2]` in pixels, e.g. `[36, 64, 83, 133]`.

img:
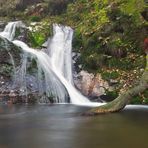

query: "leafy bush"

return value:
[66, 0, 147, 72]
[105, 90, 119, 100]
[81, 53, 107, 72]
[101, 71, 120, 81]
[130, 96, 143, 104]
[30, 16, 41, 22]
[28, 31, 45, 47]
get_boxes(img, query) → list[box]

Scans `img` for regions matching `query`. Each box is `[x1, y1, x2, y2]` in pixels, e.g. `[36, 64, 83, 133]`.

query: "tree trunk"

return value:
[85, 55, 148, 115]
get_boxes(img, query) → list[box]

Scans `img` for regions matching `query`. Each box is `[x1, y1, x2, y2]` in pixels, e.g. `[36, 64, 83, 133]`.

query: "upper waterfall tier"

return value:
[0, 21, 25, 41]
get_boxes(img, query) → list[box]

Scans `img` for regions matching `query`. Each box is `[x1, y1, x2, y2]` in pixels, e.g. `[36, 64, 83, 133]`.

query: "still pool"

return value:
[0, 104, 148, 148]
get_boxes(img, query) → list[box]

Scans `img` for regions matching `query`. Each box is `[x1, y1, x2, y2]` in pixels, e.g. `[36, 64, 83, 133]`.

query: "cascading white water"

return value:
[17, 53, 28, 98]
[12, 40, 68, 103]
[0, 21, 105, 106]
[48, 24, 73, 84]
[8, 51, 17, 86]
[0, 21, 24, 41]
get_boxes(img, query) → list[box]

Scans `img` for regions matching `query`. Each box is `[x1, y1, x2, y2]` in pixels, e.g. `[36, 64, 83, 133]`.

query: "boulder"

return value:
[74, 70, 109, 97]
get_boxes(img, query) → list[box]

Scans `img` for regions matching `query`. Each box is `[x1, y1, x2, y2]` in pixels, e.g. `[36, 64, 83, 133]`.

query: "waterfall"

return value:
[17, 53, 28, 99]
[48, 24, 73, 84]
[0, 21, 24, 41]
[8, 52, 17, 87]
[0, 21, 105, 106]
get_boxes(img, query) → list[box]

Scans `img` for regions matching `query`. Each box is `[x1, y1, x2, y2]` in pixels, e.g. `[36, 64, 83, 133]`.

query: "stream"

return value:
[0, 104, 148, 148]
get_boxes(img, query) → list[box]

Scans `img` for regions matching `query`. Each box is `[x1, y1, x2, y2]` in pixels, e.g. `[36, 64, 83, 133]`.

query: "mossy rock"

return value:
[0, 64, 13, 77]
[0, 37, 22, 78]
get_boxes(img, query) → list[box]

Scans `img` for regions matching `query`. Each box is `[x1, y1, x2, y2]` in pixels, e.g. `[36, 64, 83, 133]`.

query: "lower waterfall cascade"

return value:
[0, 21, 105, 106]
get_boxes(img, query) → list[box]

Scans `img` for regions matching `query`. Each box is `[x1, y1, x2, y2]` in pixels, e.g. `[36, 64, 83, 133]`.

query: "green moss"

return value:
[0, 64, 13, 77]
[28, 31, 46, 48]
[101, 71, 120, 81]
[105, 90, 119, 99]
[27, 28, 49, 48]
[130, 90, 148, 104]
[81, 53, 107, 72]
[142, 90, 148, 104]
[144, 98, 148, 104]
[130, 96, 143, 104]
[30, 16, 41, 22]
[107, 57, 135, 70]
[27, 21, 52, 48]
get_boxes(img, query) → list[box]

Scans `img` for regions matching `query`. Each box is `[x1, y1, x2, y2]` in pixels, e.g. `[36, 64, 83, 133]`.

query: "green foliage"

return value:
[28, 31, 45, 48]
[130, 96, 143, 104]
[130, 90, 148, 104]
[0, 64, 13, 77]
[67, 0, 109, 36]
[101, 71, 120, 81]
[105, 90, 119, 99]
[27, 21, 51, 48]
[30, 16, 41, 22]
[144, 98, 148, 104]
[65, 0, 147, 72]
[84, 53, 106, 70]
[120, 0, 145, 24]
[142, 90, 148, 104]
[107, 57, 133, 70]
[107, 55, 145, 71]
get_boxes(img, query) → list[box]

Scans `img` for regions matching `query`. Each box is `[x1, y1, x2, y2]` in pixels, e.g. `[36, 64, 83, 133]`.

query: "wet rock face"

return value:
[0, 22, 6, 32]
[0, 37, 22, 83]
[0, 91, 38, 104]
[0, 37, 21, 65]
[74, 70, 109, 97]
[0, 37, 33, 104]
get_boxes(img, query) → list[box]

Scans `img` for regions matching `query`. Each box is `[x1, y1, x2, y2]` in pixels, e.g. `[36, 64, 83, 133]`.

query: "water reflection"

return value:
[0, 105, 148, 148]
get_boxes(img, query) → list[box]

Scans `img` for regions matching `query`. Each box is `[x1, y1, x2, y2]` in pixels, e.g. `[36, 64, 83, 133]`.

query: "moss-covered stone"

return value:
[0, 64, 13, 77]
[0, 37, 22, 78]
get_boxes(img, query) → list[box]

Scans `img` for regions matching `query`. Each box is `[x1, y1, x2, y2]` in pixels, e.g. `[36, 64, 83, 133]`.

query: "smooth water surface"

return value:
[0, 105, 148, 148]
